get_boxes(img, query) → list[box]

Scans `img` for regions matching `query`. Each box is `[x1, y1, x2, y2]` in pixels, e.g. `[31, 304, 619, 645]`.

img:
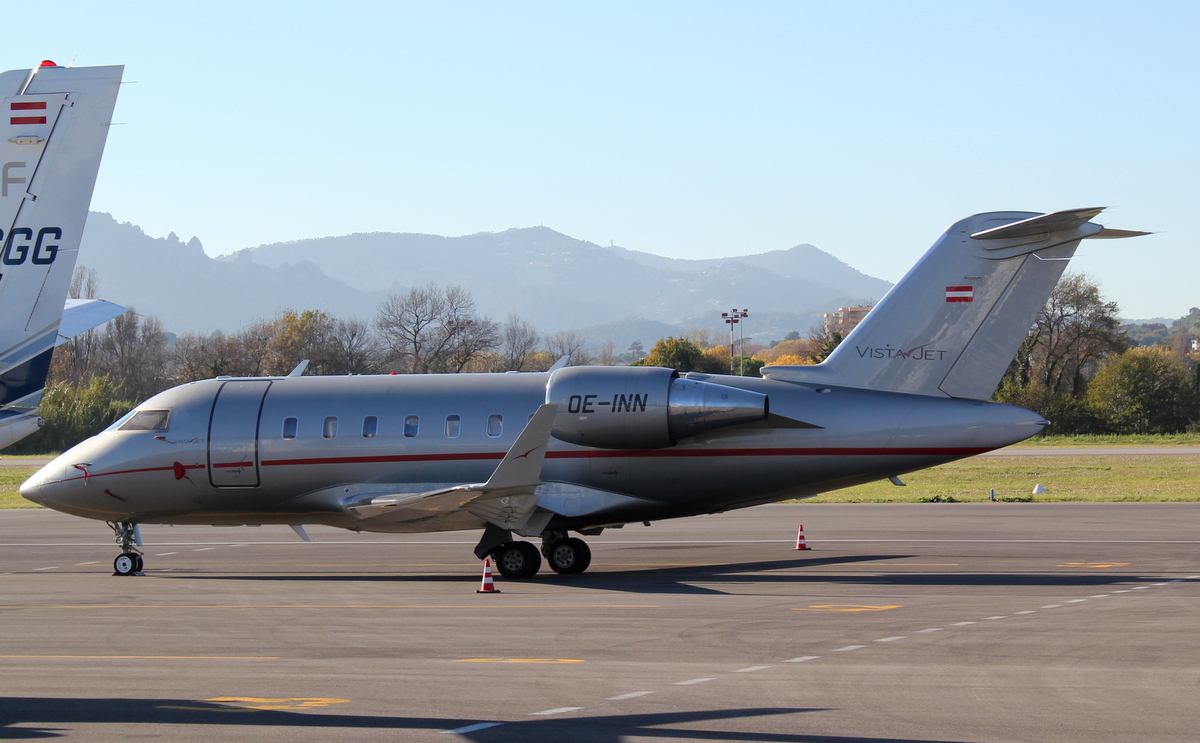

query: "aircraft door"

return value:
[207, 380, 271, 488]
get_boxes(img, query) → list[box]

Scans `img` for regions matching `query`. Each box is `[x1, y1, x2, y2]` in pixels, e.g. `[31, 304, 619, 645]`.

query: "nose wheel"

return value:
[107, 521, 144, 576]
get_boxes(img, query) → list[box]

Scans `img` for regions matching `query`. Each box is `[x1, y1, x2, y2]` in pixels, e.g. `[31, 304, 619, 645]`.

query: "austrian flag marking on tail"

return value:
[10, 100, 47, 125]
[945, 286, 973, 303]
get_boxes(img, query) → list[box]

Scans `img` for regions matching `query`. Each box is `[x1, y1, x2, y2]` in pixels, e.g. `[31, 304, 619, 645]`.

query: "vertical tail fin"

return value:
[0, 63, 123, 448]
[0, 63, 123, 371]
[762, 208, 1148, 399]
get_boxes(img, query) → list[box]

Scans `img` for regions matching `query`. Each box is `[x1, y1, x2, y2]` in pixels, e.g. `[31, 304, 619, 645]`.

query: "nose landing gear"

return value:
[107, 521, 143, 576]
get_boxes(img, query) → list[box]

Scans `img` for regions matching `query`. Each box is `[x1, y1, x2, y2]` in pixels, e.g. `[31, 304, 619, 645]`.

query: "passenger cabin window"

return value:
[362, 416, 378, 438]
[119, 409, 170, 431]
[404, 415, 419, 438]
[323, 416, 338, 439]
[282, 417, 298, 439]
[445, 415, 461, 438]
[487, 414, 503, 438]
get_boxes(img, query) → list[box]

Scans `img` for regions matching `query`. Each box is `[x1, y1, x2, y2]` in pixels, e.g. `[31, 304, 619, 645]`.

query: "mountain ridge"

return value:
[76, 213, 891, 348]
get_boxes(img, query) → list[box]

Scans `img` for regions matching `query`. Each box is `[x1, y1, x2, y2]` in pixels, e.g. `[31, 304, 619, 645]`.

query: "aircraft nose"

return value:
[20, 460, 68, 508]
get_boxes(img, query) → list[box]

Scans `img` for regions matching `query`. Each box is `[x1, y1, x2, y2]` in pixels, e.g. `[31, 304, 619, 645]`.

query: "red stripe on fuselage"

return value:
[258, 446, 990, 468]
[53, 447, 991, 485]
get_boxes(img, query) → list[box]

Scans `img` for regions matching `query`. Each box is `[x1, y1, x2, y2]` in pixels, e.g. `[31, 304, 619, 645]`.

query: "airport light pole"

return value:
[722, 309, 749, 374]
[722, 312, 737, 374]
[736, 309, 748, 375]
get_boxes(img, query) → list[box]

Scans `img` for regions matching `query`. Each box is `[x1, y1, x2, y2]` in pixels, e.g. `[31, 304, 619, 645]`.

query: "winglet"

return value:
[288, 360, 310, 377]
[483, 404, 558, 491]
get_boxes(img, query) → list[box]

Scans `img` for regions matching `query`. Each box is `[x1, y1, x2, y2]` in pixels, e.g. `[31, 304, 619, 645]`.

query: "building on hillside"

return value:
[823, 305, 873, 336]
[1192, 339, 1199, 353]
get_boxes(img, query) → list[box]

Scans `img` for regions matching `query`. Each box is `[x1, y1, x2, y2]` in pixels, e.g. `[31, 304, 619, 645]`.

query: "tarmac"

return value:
[1, 502, 1198, 742]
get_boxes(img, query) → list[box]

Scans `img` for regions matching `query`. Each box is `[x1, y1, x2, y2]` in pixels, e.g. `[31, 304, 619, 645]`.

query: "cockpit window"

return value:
[118, 409, 171, 431]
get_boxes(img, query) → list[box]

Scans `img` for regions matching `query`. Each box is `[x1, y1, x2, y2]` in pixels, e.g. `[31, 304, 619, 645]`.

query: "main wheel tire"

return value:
[133, 554, 144, 572]
[547, 537, 590, 574]
[113, 553, 138, 576]
[492, 541, 542, 579]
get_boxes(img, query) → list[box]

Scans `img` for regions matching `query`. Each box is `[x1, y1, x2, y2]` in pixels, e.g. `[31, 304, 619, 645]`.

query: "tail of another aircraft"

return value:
[761, 208, 1147, 400]
[0, 62, 124, 446]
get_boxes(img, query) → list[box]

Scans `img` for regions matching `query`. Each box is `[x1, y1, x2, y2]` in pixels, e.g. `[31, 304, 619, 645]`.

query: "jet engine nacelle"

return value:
[545, 366, 768, 449]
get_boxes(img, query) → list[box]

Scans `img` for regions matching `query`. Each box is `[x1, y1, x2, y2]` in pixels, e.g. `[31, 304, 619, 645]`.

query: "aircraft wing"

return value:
[57, 299, 128, 343]
[343, 404, 558, 533]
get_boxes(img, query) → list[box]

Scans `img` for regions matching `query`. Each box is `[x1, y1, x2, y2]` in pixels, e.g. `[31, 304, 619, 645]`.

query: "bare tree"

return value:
[326, 317, 381, 374]
[173, 331, 246, 381]
[101, 311, 170, 401]
[499, 314, 540, 371]
[545, 329, 592, 366]
[51, 266, 109, 386]
[597, 339, 615, 366]
[375, 284, 498, 373]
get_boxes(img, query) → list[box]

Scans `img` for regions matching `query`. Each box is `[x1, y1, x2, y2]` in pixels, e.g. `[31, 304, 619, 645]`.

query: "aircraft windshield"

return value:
[117, 409, 171, 432]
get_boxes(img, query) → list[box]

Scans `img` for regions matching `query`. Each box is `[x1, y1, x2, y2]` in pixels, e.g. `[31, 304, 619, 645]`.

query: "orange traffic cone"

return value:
[477, 557, 501, 593]
[795, 524, 810, 550]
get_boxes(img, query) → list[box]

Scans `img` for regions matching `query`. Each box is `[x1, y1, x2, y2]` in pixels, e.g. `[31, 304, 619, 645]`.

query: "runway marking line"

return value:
[456, 658, 584, 664]
[443, 723, 503, 734]
[784, 656, 820, 663]
[32, 566, 56, 571]
[951, 621, 976, 626]
[75, 561, 98, 566]
[875, 636, 905, 642]
[206, 697, 349, 710]
[530, 707, 583, 716]
[1065, 599, 1087, 603]
[608, 691, 654, 700]
[832, 645, 865, 652]
[794, 604, 902, 612]
[1, 655, 279, 660]
[1041, 605, 1062, 609]
[983, 616, 1007, 620]
[1013, 610, 1036, 615]
[158, 697, 348, 712]
[674, 677, 716, 685]
[915, 628, 943, 633]
[1059, 562, 1130, 568]
[1, 604, 659, 611]
[733, 665, 772, 673]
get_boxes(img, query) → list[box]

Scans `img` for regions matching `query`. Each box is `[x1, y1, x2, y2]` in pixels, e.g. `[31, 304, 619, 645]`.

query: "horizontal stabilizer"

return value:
[969, 207, 1106, 240]
[57, 299, 128, 342]
[1086, 227, 1153, 239]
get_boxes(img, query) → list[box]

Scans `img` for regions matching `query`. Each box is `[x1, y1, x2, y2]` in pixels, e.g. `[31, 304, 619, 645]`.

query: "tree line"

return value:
[7, 269, 1198, 453]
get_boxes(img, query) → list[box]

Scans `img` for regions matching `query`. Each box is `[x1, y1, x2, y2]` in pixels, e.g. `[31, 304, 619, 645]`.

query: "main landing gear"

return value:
[108, 521, 143, 576]
[486, 531, 594, 580]
[542, 531, 591, 575]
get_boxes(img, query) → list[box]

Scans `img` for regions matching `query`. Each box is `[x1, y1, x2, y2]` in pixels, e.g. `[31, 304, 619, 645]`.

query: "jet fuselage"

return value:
[22, 369, 1046, 532]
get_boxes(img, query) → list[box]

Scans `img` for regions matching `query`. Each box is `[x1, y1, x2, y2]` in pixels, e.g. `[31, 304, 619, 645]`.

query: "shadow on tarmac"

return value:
[147, 553, 1153, 595]
[0, 698, 987, 742]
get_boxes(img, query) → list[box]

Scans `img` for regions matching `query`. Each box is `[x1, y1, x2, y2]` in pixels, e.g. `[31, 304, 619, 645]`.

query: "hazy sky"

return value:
[11, 1, 1198, 319]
